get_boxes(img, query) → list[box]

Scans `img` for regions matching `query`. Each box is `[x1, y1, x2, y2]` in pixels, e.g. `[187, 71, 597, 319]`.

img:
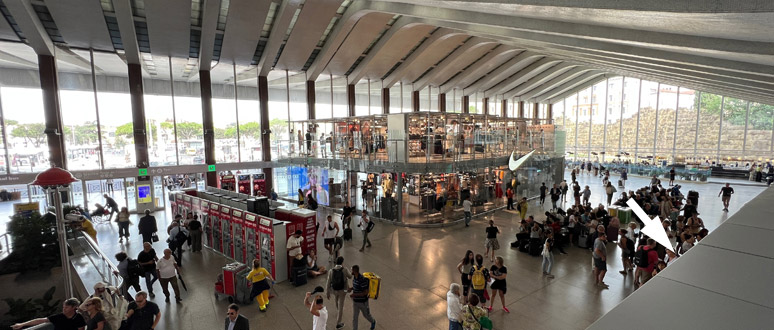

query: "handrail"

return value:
[0, 232, 11, 258]
[68, 230, 123, 290]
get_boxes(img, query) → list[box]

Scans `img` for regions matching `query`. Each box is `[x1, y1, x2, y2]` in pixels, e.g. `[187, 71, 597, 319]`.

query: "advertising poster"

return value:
[137, 185, 152, 204]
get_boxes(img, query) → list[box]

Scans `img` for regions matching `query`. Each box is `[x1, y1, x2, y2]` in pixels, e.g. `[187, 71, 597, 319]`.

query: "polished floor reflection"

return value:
[88, 172, 765, 330]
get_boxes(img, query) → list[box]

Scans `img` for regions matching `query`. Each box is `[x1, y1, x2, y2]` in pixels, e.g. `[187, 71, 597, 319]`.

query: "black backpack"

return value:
[127, 259, 144, 278]
[634, 247, 650, 268]
[366, 220, 375, 233]
[331, 268, 346, 291]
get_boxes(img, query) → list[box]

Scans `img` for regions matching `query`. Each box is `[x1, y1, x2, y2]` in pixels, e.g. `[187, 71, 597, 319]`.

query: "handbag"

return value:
[151, 232, 159, 242]
[541, 239, 550, 257]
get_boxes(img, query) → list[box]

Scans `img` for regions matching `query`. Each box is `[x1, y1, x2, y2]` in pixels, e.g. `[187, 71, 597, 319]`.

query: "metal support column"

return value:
[38, 55, 67, 169]
[128, 63, 149, 168]
[412, 90, 420, 112]
[381, 87, 389, 114]
[258, 76, 273, 190]
[671, 87, 681, 162]
[307, 80, 316, 120]
[439, 93, 446, 112]
[347, 84, 356, 117]
[200, 69, 217, 186]
[482, 97, 489, 115]
[462, 95, 469, 114]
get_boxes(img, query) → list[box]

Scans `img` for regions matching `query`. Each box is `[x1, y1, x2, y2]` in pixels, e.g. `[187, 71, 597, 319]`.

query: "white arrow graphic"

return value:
[626, 199, 675, 253]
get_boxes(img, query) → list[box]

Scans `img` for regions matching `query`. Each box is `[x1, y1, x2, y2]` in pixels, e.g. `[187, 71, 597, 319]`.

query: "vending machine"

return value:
[169, 193, 179, 216]
[252, 173, 266, 196]
[237, 175, 251, 195]
[290, 208, 318, 257]
[231, 208, 246, 264]
[210, 203, 223, 253]
[201, 200, 212, 248]
[221, 175, 236, 192]
[243, 212, 259, 264]
[220, 205, 234, 259]
[192, 197, 202, 220]
[258, 216, 288, 282]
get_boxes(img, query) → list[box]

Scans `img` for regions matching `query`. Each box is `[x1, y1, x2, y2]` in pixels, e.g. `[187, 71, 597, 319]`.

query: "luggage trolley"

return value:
[215, 262, 251, 304]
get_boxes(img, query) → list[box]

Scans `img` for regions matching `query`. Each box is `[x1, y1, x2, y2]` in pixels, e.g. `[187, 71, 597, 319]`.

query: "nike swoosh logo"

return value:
[509, 149, 536, 171]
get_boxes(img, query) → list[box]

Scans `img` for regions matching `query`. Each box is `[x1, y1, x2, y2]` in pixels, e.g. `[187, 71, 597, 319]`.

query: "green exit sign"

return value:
[208, 165, 216, 172]
[138, 168, 148, 176]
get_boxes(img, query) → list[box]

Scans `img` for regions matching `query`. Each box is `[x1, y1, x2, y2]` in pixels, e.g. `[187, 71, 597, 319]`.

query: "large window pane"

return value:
[58, 48, 101, 170]
[389, 83, 401, 114]
[369, 81, 381, 115]
[172, 60, 204, 165]
[745, 102, 774, 157]
[674, 88, 698, 161]
[354, 82, 369, 116]
[656, 84, 678, 158]
[720, 97, 746, 151]
[576, 86, 592, 159]
[268, 71, 289, 158]
[697, 93, 722, 161]
[620, 77, 641, 158]
[430, 87, 438, 112]
[604, 77, 623, 159]
[211, 64, 238, 163]
[237, 79, 261, 162]
[590, 81, 606, 154]
[401, 82, 411, 113]
[418, 86, 429, 111]
[94, 52, 134, 168]
[332, 77, 347, 117]
[637, 80, 659, 160]
[316, 76, 332, 119]
[565, 93, 578, 157]
[143, 73, 177, 167]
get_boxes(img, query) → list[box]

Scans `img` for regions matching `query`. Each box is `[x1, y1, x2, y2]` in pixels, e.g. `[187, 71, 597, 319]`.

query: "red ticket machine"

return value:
[252, 173, 266, 197]
[201, 200, 212, 248]
[220, 206, 234, 259]
[237, 175, 251, 195]
[210, 203, 223, 254]
[258, 216, 288, 282]
[244, 212, 259, 264]
[181, 195, 192, 218]
[231, 208, 246, 264]
[170, 193, 180, 216]
[192, 197, 202, 220]
[291, 208, 318, 257]
[221, 175, 236, 192]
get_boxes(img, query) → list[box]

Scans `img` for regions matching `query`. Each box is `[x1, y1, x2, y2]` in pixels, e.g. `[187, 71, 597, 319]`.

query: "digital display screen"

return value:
[137, 185, 152, 203]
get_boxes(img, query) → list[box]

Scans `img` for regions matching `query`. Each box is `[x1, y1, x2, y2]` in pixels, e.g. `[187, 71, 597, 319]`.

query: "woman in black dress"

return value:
[83, 297, 108, 330]
[487, 256, 509, 313]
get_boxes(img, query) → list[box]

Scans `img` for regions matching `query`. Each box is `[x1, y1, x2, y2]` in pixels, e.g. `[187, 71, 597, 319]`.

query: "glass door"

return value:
[153, 176, 165, 209]
[125, 177, 136, 212]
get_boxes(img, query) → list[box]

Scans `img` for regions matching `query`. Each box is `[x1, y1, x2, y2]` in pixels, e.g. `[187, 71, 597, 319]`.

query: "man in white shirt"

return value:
[156, 248, 182, 303]
[463, 196, 473, 227]
[305, 292, 328, 330]
[357, 210, 372, 252]
[287, 230, 305, 282]
[447, 283, 463, 330]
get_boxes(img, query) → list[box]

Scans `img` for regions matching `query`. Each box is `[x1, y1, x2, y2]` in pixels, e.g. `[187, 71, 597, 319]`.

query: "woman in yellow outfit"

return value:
[517, 197, 528, 220]
[246, 258, 274, 311]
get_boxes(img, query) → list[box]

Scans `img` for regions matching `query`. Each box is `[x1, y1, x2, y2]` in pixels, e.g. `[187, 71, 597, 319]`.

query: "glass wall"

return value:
[143, 67, 177, 167]
[553, 76, 774, 165]
[211, 64, 239, 163]
[369, 80, 381, 115]
[316, 76, 332, 119]
[268, 71, 289, 158]
[237, 80, 261, 162]
[389, 83, 401, 114]
[354, 82, 369, 116]
[332, 77, 347, 118]
[94, 52, 135, 168]
[58, 48, 101, 171]
[401, 82, 411, 113]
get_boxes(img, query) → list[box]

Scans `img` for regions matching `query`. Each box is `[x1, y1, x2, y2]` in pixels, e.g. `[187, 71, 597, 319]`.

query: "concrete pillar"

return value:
[306, 80, 316, 119]
[482, 97, 489, 115]
[38, 55, 67, 169]
[347, 84, 356, 116]
[439, 93, 446, 112]
[412, 90, 420, 112]
[258, 76, 273, 190]
[129, 63, 149, 168]
[547, 104, 553, 124]
[533, 102, 540, 125]
[518, 101, 525, 118]
[501, 99, 508, 117]
[462, 95, 470, 114]
[200, 70, 216, 186]
[381, 88, 389, 114]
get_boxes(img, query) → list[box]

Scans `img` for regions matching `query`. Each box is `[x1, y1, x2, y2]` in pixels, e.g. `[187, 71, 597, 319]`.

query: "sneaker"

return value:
[359, 249, 364, 252]
[619, 270, 627, 275]
[176, 297, 182, 303]
[165, 296, 170, 303]
[370, 320, 376, 330]
[503, 307, 510, 313]
[546, 274, 555, 279]
[487, 306, 493, 312]
[149, 292, 155, 298]
[336, 324, 344, 329]
[119, 238, 123, 243]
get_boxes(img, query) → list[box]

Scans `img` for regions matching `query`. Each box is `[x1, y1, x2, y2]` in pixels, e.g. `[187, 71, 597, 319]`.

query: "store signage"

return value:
[508, 149, 536, 171]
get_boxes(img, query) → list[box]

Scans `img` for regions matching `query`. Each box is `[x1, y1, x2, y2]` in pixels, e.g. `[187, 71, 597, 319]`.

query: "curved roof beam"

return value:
[258, 0, 302, 76]
[497, 62, 578, 98]
[540, 74, 611, 104]
[423, 0, 774, 13]
[485, 59, 568, 96]
[347, 17, 427, 84]
[3, 0, 54, 56]
[198, 0, 221, 70]
[412, 37, 496, 91]
[463, 52, 543, 96]
[506, 67, 591, 100]
[382, 27, 465, 88]
[306, 1, 373, 81]
[219, 0, 273, 66]
[439, 46, 520, 94]
[534, 71, 605, 103]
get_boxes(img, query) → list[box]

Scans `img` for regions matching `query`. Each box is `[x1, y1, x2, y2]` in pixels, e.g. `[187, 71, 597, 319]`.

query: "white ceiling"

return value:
[0, 0, 772, 105]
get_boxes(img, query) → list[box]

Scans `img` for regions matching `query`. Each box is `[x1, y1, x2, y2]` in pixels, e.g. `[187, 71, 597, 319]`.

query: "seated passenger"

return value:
[306, 249, 327, 277]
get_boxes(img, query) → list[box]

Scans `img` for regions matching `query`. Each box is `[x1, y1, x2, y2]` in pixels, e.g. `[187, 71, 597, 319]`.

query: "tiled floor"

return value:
[86, 171, 765, 330]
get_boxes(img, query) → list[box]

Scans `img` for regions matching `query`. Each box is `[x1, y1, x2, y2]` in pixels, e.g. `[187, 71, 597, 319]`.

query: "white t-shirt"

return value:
[323, 221, 337, 239]
[313, 306, 328, 330]
[463, 200, 472, 212]
[156, 256, 177, 278]
[358, 216, 370, 232]
[287, 236, 304, 257]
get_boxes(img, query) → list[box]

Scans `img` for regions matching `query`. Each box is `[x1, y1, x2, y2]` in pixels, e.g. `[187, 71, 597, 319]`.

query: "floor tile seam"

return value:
[698, 242, 774, 261]
[658, 276, 774, 311]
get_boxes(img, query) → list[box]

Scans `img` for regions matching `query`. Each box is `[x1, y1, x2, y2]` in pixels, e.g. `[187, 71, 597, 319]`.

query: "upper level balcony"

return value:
[275, 113, 562, 173]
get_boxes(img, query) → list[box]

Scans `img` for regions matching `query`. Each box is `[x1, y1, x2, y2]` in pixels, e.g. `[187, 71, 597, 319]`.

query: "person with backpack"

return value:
[605, 182, 617, 206]
[461, 294, 490, 330]
[634, 238, 658, 288]
[539, 183, 547, 205]
[167, 216, 188, 266]
[350, 265, 376, 330]
[357, 210, 374, 252]
[487, 256, 509, 313]
[618, 229, 635, 275]
[137, 242, 159, 298]
[114, 252, 142, 301]
[468, 254, 490, 305]
[549, 183, 561, 211]
[326, 256, 352, 329]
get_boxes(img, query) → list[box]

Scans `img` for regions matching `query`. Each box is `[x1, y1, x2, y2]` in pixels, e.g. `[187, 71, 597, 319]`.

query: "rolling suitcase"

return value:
[618, 179, 623, 187]
[606, 226, 620, 243]
[687, 190, 699, 207]
[578, 229, 589, 248]
[343, 228, 353, 241]
[362, 272, 381, 299]
[529, 238, 541, 256]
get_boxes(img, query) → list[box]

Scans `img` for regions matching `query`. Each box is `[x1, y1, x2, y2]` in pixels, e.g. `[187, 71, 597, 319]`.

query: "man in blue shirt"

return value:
[350, 265, 376, 330]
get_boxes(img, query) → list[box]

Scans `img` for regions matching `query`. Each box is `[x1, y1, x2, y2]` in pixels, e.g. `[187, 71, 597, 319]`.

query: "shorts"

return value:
[593, 258, 607, 271]
[485, 238, 500, 250]
[324, 238, 335, 246]
[722, 196, 730, 202]
[490, 281, 507, 294]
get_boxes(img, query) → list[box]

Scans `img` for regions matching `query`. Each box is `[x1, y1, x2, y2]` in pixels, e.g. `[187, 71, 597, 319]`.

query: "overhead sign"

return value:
[138, 168, 148, 176]
[208, 165, 216, 172]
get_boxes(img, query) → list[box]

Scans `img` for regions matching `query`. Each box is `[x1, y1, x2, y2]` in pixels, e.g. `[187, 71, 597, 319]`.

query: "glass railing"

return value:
[275, 127, 558, 164]
[567, 162, 712, 182]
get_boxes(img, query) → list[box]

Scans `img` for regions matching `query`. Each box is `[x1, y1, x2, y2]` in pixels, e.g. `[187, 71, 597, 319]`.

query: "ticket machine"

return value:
[181, 195, 193, 217]
[200, 200, 212, 248]
[258, 216, 288, 282]
[237, 175, 251, 195]
[192, 198, 202, 220]
[210, 203, 223, 253]
[243, 212, 259, 264]
[220, 206, 233, 259]
[231, 208, 246, 264]
[290, 208, 318, 258]
[252, 173, 266, 196]
[169, 193, 179, 216]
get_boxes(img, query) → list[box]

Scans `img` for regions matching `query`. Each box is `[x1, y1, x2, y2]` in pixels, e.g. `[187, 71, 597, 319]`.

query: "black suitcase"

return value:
[618, 179, 623, 187]
[529, 238, 542, 256]
[687, 190, 699, 207]
[343, 228, 353, 241]
[292, 266, 307, 286]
